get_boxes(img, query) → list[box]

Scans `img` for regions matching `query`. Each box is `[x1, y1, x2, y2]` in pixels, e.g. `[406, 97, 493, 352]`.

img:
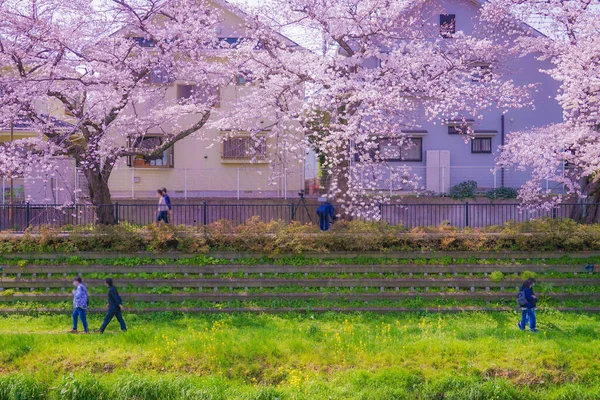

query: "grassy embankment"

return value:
[1, 312, 600, 399]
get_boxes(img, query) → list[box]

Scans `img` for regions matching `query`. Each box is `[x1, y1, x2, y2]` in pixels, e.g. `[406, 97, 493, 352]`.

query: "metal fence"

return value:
[0, 202, 598, 231]
[2, 165, 567, 203]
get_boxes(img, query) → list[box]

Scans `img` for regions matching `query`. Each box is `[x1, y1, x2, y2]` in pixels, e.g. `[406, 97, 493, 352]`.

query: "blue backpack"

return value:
[516, 290, 527, 307]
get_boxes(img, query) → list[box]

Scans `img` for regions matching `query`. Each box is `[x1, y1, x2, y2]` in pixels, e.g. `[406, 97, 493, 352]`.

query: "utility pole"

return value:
[8, 120, 14, 225]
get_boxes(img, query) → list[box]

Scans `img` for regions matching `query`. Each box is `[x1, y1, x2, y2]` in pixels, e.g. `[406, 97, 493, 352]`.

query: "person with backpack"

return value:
[98, 278, 127, 333]
[155, 189, 169, 224]
[517, 278, 538, 332]
[69, 276, 89, 334]
[162, 187, 172, 220]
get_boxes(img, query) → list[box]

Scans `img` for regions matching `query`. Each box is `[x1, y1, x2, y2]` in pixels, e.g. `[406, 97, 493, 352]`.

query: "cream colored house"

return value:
[2, 1, 305, 203]
[106, 1, 306, 200]
[0, 116, 77, 204]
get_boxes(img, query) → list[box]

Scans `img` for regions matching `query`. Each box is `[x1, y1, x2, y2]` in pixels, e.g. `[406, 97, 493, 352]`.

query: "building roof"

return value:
[468, 0, 547, 38]
[0, 115, 73, 133]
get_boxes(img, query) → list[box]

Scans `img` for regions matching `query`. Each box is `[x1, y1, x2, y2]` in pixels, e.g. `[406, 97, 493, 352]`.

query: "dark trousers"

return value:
[99, 307, 127, 332]
[519, 308, 536, 331]
[157, 211, 169, 223]
[72, 307, 88, 332]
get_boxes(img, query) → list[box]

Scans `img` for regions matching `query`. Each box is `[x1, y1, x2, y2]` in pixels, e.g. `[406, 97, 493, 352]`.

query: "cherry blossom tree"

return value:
[235, 0, 534, 217]
[481, 0, 600, 218]
[0, 0, 254, 223]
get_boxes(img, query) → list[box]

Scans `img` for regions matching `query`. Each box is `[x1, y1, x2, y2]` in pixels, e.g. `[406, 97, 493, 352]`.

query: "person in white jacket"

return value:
[156, 189, 169, 224]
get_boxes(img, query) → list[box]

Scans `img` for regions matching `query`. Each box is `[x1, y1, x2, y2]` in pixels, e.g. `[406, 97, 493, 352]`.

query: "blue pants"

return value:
[318, 214, 331, 231]
[157, 211, 169, 223]
[72, 307, 88, 332]
[519, 308, 536, 331]
[99, 307, 127, 333]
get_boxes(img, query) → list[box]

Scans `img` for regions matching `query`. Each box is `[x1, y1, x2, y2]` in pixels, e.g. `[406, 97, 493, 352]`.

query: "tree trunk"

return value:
[571, 176, 600, 223]
[329, 144, 353, 221]
[84, 169, 115, 225]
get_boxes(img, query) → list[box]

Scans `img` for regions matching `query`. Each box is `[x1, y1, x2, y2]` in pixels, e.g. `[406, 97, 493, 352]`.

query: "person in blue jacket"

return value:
[316, 198, 336, 231]
[162, 187, 172, 220]
[98, 278, 127, 333]
[517, 278, 538, 332]
[69, 276, 88, 334]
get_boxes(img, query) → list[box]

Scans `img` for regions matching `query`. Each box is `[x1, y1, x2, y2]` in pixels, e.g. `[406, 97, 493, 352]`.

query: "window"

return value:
[471, 137, 492, 154]
[132, 37, 156, 47]
[471, 63, 492, 82]
[236, 71, 254, 85]
[150, 67, 171, 84]
[378, 137, 422, 162]
[218, 37, 241, 47]
[440, 14, 456, 38]
[127, 136, 174, 168]
[448, 125, 469, 135]
[222, 135, 267, 160]
[215, 37, 264, 50]
[176, 84, 196, 102]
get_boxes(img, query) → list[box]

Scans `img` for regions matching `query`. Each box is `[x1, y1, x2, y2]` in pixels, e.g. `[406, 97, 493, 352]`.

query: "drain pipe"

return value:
[500, 115, 505, 187]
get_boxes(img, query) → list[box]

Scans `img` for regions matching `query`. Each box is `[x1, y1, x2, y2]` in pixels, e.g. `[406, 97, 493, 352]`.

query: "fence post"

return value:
[465, 201, 469, 227]
[131, 168, 135, 199]
[284, 168, 288, 200]
[184, 168, 188, 200]
[237, 168, 240, 200]
[26, 202, 30, 229]
[441, 167, 446, 193]
[115, 202, 119, 224]
[203, 201, 207, 226]
[291, 202, 296, 221]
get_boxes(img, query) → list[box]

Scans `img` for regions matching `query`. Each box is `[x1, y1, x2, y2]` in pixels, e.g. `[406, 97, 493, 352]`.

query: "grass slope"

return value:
[1, 312, 600, 399]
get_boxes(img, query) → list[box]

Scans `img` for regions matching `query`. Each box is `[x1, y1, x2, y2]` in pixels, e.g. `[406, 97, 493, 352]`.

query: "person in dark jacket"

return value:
[517, 278, 538, 332]
[316, 198, 336, 231]
[98, 278, 127, 333]
[162, 187, 172, 220]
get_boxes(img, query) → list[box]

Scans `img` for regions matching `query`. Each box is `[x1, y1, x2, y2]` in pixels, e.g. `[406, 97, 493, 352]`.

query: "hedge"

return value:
[0, 218, 599, 254]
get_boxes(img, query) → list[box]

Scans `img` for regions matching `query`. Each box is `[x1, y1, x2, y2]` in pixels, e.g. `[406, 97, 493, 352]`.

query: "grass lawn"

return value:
[1, 312, 600, 399]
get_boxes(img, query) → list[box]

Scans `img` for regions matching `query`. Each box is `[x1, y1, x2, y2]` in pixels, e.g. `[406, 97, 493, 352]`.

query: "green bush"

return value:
[521, 271, 537, 280]
[1, 217, 600, 254]
[448, 180, 478, 199]
[0, 375, 47, 400]
[490, 271, 504, 282]
[56, 374, 108, 400]
[485, 187, 519, 200]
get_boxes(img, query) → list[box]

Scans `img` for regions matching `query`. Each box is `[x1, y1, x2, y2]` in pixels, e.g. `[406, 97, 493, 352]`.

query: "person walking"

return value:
[98, 278, 127, 333]
[517, 278, 538, 332]
[162, 187, 173, 221]
[156, 189, 169, 224]
[69, 276, 89, 334]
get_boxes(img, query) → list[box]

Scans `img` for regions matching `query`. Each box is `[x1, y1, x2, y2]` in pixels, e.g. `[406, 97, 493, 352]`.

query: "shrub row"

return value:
[448, 180, 519, 200]
[0, 218, 599, 254]
[1, 372, 600, 400]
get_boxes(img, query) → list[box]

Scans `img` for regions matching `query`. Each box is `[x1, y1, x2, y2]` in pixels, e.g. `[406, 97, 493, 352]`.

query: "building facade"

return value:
[1, 1, 305, 204]
[350, 0, 563, 195]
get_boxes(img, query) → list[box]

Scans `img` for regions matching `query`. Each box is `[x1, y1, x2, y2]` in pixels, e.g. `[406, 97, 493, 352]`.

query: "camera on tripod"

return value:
[294, 189, 312, 223]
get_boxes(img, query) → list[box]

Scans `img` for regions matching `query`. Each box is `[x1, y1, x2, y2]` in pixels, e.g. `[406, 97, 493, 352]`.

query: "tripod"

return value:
[294, 191, 312, 223]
